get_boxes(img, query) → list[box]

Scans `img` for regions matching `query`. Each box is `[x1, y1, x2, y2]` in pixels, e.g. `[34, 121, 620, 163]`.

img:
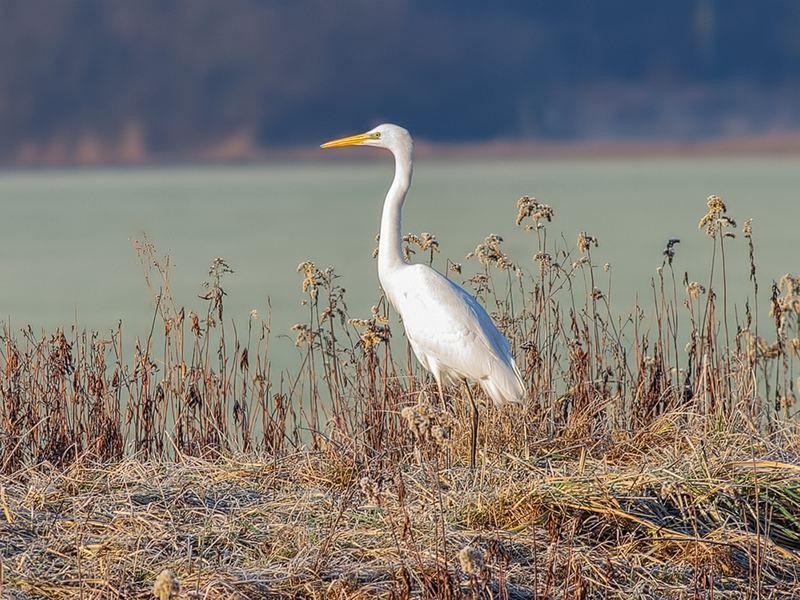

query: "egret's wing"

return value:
[393, 265, 516, 378]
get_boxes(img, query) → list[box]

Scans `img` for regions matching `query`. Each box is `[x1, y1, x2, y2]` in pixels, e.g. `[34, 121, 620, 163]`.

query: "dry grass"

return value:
[2, 194, 800, 598]
[1, 422, 799, 598]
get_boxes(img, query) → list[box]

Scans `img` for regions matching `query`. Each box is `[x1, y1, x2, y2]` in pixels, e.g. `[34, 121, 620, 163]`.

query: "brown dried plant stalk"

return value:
[1, 195, 799, 598]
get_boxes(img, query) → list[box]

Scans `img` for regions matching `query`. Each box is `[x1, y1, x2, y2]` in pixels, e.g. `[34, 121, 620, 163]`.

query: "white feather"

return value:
[385, 264, 524, 406]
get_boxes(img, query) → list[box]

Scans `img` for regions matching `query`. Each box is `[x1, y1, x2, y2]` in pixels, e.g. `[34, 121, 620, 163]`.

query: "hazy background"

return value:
[2, 0, 800, 165]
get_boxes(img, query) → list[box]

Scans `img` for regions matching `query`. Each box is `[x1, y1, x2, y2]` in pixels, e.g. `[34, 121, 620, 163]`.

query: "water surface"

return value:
[1, 158, 798, 373]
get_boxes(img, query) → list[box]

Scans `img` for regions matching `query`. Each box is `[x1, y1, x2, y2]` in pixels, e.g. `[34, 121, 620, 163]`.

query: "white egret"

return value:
[321, 124, 525, 468]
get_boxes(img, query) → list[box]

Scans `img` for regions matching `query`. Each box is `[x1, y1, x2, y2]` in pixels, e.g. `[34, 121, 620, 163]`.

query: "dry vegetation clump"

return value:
[2, 196, 800, 598]
[1, 430, 799, 598]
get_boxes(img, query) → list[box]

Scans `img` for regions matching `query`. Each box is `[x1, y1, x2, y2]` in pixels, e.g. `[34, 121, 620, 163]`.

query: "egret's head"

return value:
[321, 123, 412, 156]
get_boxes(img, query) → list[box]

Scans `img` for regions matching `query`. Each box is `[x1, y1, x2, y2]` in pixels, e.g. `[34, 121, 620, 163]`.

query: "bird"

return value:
[321, 124, 525, 469]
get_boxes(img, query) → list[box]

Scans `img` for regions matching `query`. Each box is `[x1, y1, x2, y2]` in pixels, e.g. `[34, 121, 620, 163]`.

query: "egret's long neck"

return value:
[378, 147, 413, 280]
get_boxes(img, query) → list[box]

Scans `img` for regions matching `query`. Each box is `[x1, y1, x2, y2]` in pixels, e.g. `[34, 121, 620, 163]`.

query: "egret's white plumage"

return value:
[321, 123, 525, 466]
[387, 263, 525, 406]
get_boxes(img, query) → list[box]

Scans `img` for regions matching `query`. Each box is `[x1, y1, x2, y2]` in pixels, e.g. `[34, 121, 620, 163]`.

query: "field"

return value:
[2, 185, 800, 598]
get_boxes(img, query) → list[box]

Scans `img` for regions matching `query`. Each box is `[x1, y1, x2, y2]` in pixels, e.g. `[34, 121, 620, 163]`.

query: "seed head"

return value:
[698, 195, 735, 236]
[533, 251, 552, 270]
[189, 311, 201, 336]
[372, 233, 381, 258]
[772, 274, 800, 326]
[297, 261, 321, 300]
[401, 395, 450, 447]
[401, 404, 430, 440]
[686, 281, 706, 300]
[403, 232, 439, 253]
[349, 317, 389, 351]
[359, 476, 380, 504]
[153, 569, 180, 600]
[370, 305, 389, 325]
[291, 323, 314, 346]
[662, 238, 680, 265]
[707, 195, 726, 213]
[576, 231, 598, 253]
[516, 195, 554, 230]
[430, 425, 450, 446]
[466, 234, 516, 271]
[468, 272, 491, 296]
[458, 545, 486, 576]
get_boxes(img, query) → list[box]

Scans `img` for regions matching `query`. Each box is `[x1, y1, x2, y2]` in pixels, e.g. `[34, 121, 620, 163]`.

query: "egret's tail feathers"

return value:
[480, 359, 526, 407]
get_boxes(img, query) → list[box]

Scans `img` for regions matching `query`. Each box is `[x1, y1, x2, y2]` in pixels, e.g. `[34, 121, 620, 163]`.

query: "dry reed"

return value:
[1, 195, 799, 598]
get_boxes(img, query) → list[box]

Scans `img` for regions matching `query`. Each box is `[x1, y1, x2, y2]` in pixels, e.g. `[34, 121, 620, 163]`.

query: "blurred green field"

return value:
[1, 158, 798, 374]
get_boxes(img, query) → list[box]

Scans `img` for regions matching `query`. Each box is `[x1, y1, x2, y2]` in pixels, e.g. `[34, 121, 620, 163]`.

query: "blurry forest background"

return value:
[2, 0, 800, 164]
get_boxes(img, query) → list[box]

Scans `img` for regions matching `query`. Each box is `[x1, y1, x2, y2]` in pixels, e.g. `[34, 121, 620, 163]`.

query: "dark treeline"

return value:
[1, 0, 800, 162]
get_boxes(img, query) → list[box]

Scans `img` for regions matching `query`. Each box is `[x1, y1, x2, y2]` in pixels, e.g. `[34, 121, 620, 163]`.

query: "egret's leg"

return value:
[463, 381, 479, 470]
[435, 377, 452, 468]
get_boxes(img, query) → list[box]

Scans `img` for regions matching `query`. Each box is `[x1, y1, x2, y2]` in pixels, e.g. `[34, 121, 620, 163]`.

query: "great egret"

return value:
[321, 124, 525, 468]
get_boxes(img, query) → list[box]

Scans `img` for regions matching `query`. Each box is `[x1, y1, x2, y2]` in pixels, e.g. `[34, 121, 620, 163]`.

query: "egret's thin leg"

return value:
[463, 380, 479, 470]
[434, 377, 452, 469]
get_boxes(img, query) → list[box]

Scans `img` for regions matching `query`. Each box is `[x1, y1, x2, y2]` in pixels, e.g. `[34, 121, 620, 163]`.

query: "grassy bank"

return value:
[2, 195, 800, 598]
[1, 425, 800, 598]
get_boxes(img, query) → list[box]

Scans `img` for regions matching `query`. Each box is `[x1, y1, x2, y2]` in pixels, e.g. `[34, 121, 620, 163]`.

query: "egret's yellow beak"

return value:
[320, 131, 377, 149]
